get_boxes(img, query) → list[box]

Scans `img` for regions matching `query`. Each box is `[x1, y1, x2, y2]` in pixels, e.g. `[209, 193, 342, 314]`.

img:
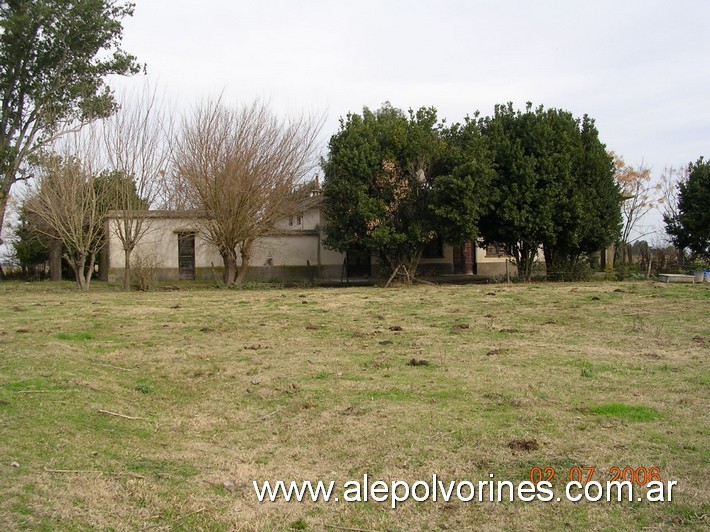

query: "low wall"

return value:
[416, 262, 455, 276]
[108, 264, 343, 284]
[475, 262, 509, 276]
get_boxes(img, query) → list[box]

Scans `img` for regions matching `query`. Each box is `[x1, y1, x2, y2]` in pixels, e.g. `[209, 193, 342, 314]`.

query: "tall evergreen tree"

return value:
[479, 103, 620, 280]
[322, 104, 492, 284]
[665, 157, 710, 260]
[0, 0, 140, 248]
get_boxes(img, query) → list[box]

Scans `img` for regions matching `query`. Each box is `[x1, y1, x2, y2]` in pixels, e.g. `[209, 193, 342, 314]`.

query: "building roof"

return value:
[108, 195, 324, 220]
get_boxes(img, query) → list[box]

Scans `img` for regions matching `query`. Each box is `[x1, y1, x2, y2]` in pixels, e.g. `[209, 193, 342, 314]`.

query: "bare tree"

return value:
[173, 99, 322, 287]
[158, 169, 200, 211]
[103, 86, 171, 289]
[24, 131, 108, 290]
[611, 152, 661, 265]
[657, 164, 689, 265]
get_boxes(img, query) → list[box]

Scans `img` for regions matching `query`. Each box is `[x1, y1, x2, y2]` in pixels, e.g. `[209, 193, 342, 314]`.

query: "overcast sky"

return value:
[114, 0, 709, 170]
[2, 0, 708, 259]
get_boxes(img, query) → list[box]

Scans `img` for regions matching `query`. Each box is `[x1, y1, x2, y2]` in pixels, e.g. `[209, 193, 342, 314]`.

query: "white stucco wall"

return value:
[107, 216, 222, 271]
[107, 208, 346, 281]
[273, 206, 321, 232]
[107, 208, 515, 281]
[242, 234, 321, 267]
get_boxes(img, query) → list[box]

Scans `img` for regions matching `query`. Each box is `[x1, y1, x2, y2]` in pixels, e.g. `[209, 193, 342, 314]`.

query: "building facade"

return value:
[106, 202, 510, 283]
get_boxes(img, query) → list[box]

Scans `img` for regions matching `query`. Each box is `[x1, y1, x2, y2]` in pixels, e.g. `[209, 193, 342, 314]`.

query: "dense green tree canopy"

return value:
[430, 117, 495, 247]
[11, 207, 49, 274]
[0, 0, 140, 246]
[321, 104, 439, 282]
[665, 157, 710, 260]
[574, 117, 623, 256]
[479, 103, 620, 279]
[321, 104, 492, 283]
[322, 102, 620, 282]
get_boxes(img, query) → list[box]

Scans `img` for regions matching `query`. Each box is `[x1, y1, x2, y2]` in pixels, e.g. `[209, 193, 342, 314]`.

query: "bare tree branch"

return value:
[172, 99, 323, 286]
[23, 127, 108, 290]
[103, 83, 172, 289]
[611, 152, 661, 265]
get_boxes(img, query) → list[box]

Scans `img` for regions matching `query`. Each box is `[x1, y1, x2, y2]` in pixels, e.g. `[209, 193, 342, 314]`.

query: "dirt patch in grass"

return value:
[407, 358, 430, 366]
[508, 439, 539, 452]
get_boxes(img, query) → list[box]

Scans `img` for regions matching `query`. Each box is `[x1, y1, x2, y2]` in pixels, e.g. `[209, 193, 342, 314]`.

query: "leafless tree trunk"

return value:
[611, 152, 660, 266]
[235, 237, 256, 287]
[103, 85, 171, 289]
[173, 99, 322, 287]
[657, 164, 689, 265]
[48, 236, 63, 281]
[219, 246, 238, 285]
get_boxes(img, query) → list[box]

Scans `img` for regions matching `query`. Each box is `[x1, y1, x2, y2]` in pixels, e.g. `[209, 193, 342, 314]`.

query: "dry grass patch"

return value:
[0, 280, 708, 530]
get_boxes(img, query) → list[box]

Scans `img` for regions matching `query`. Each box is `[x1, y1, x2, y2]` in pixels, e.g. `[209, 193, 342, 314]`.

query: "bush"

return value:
[546, 258, 592, 282]
[131, 253, 160, 291]
[687, 259, 710, 273]
[614, 265, 647, 281]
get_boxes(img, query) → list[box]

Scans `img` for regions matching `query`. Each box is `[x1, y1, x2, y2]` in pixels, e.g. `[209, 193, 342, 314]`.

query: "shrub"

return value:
[131, 253, 160, 291]
[546, 258, 592, 282]
[614, 265, 647, 281]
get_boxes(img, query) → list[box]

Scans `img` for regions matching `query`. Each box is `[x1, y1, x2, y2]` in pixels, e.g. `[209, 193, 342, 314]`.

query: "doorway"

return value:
[177, 232, 196, 280]
[346, 248, 371, 277]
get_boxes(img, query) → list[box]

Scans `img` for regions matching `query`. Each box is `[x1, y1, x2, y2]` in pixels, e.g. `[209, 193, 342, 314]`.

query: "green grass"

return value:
[588, 403, 662, 421]
[133, 380, 154, 394]
[0, 279, 708, 530]
[55, 331, 95, 341]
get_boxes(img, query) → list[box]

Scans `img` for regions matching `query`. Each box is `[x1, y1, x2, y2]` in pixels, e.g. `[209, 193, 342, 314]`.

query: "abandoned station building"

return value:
[106, 197, 509, 283]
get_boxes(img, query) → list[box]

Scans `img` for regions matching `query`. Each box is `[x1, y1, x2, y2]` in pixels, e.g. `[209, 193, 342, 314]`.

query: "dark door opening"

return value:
[453, 242, 475, 274]
[346, 248, 371, 277]
[177, 232, 196, 280]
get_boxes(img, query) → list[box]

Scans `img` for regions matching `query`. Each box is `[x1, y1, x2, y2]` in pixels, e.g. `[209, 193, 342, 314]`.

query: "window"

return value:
[486, 243, 506, 257]
[289, 214, 302, 227]
[422, 237, 444, 258]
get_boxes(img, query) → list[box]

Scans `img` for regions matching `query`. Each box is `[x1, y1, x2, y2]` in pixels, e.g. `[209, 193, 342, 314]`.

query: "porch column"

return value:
[464, 241, 474, 275]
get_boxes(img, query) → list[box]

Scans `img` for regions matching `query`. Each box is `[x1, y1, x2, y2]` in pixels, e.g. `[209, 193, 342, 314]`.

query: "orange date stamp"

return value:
[529, 466, 663, 486]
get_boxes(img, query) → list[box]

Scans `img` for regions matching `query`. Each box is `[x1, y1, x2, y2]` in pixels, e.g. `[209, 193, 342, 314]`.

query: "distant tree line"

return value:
[3, 2, 707, 289]
[12, 97, 707, 290]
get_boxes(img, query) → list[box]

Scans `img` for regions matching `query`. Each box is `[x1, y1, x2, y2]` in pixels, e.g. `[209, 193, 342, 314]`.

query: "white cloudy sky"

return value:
[114, 0, 709, 170]
[2, 0, 708, 258]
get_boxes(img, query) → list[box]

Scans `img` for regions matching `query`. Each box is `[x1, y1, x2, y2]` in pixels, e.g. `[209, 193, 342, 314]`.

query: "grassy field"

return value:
[0, 280, 708, 531]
